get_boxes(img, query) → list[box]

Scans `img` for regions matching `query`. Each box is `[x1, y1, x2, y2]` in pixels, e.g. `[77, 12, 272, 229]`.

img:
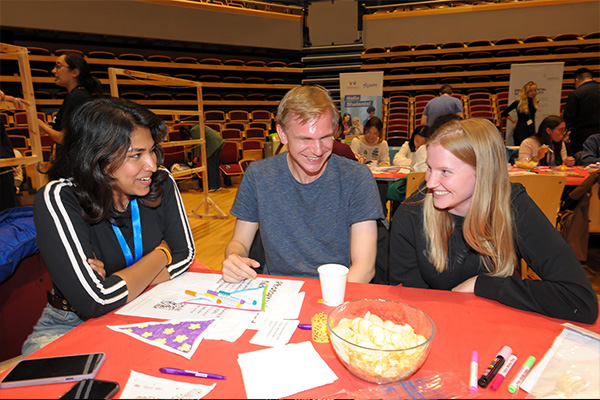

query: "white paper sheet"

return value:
[116, 272, 304, 321]
[237, 341, 338, 398]
[249, 318, 299, 347]
[119, 370, 216, 399]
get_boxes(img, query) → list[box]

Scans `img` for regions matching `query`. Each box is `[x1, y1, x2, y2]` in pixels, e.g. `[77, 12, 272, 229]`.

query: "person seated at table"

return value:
[393, 125, 430, 169]
[221, 85, 383, 284]
[332, 117, 357, 161]
[581, 132, 600, 165]
[518, 115, 575, 167]
[389, 118, 598, 323]
[22, 98, 195, 356]
[350, 117, 390, 166]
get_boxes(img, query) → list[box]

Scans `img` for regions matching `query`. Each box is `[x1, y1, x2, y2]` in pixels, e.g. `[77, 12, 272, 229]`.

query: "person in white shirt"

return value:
[350, 117, 390, 165]
[393, 125, 430, 170]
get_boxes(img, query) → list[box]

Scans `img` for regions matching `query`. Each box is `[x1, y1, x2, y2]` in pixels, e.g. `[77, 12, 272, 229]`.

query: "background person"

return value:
[388, 118, 597, 323]
[221, 85, 383, 284]
[392, 125, 430, 169]
[350, 116, 390, 165]
[518, 115, 575, 166]
[0, 90, 29, 210]
[581, 133, 600, 165]
[37, 52, 103, 145]
[563, 67, 600, 154]
[190, 124, 225, 191]
[420, 84, 464, 127]
[23, 98, 195, 356]
[332, 117, 357, 161]
[501, 81, 539, 146]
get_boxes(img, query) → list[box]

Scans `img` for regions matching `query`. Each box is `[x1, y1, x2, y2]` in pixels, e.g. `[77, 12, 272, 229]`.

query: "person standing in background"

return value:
[501, 81, 539, 146]
[37, 52, 103, 145]
[190, 124, 225, 192]
[563, 68, 600, 154]
[421, 84, 464, 127]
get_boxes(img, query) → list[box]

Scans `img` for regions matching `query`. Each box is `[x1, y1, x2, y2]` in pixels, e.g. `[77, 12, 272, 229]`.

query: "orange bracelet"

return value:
[155, 246, 172, 265]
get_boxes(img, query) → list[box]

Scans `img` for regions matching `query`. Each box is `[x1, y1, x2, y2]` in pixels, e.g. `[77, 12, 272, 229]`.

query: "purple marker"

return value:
[160, 367, 226, 380]
[298, 324, 312, 330]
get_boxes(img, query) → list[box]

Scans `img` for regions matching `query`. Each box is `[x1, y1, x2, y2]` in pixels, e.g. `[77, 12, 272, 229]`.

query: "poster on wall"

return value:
[339, 71, 384, 137]
[505, 62, 564, 145]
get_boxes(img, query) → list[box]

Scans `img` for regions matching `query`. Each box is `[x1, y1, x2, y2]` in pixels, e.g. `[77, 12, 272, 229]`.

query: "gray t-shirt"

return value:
[423, 95, 463, 126]
[231, 153, 384, 278]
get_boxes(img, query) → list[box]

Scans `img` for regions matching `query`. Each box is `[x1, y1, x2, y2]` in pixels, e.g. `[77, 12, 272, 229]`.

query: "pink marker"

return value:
[490, 354, 518, 391]
[470, 350, 478, 394]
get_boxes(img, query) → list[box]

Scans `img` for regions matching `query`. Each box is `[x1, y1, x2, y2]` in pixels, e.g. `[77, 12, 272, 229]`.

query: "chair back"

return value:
[589, 183, 600, 233]
[219, 141, 240, 164]
[221, 128, 243, 141]
[509, 174, 566, 227]
[242, 140, 263, 160]
[406, 171, 426, 198]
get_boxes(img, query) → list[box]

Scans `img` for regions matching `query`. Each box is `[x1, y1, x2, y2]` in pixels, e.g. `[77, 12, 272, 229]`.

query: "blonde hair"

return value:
[276, 85, 339, 133]
[423, 118, 517, 276]
[517, 81, 539, 114]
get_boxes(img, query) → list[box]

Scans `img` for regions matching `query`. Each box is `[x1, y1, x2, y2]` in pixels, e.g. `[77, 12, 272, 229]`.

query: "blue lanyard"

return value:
[111, 199, 143, 267]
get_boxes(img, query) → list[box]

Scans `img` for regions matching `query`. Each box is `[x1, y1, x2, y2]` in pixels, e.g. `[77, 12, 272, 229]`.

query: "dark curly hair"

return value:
[47, 97, 168, 224]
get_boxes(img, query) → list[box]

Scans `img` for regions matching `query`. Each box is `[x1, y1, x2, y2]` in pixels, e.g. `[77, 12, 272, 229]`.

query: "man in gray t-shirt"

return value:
[222, 86, 384, 283]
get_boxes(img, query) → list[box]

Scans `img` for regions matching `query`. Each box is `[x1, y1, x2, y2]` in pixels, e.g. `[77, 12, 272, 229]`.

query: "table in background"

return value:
[2, 262, 598, 399]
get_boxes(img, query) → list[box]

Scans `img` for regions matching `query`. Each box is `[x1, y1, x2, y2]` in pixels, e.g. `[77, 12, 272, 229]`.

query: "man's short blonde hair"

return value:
[276, 85, 339, 132]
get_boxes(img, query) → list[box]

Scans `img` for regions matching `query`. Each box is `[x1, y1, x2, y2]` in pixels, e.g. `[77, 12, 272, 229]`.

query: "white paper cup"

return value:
[317, 263, 349, 306]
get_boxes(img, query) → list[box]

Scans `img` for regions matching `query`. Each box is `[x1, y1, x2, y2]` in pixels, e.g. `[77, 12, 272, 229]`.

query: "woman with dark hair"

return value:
[341, 112, 352, 137]
[38, 52, 103, 144]
[350, 116, 390, 165]
[518, 115, 575, 166]
[392, 125, 430, 169]
[23, 97, 195, 356]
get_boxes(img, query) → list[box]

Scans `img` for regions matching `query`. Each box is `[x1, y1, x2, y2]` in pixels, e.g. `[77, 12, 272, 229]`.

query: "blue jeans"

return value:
[21, 303, 84, 357]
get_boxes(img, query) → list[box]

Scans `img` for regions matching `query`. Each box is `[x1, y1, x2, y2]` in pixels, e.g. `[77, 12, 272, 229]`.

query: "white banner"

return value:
[339, 71, 384, 134]
[506, 62, 564, 145]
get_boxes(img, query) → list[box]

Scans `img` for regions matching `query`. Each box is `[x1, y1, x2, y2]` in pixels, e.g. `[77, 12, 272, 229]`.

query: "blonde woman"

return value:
[501, 81, 539, 145]
[389, 118, 597, 323]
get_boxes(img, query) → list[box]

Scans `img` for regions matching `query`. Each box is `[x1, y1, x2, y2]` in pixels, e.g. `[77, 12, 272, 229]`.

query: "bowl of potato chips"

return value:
[327, 299, 435, 384]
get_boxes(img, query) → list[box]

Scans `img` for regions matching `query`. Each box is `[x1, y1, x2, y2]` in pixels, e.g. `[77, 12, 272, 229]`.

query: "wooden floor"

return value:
[179, 177, 242, 271]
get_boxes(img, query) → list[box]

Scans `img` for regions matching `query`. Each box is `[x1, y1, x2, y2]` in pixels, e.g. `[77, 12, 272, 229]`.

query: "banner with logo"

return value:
[339, 71, 384, 136]
[505, 62, 564, 145]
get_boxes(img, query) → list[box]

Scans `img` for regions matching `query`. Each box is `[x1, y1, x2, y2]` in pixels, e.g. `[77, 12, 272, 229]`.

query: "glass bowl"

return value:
[514, 158, 538, 169]
[327, 299, 435, 384]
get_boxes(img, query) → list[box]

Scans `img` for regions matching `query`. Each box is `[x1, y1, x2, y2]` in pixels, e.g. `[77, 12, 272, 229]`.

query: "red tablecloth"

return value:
[2, 262, 598, 399]
[509, 166, 590, 186]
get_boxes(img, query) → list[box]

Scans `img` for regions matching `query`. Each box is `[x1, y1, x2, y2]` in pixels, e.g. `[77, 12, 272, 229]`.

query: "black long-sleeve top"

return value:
[389, 183, 598, 324]
[34, 171, 195, 319]
[501, 98, 536, 146]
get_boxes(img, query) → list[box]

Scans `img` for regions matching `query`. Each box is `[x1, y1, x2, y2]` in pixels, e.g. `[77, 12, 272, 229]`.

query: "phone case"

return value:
[0, 353, 106, 388]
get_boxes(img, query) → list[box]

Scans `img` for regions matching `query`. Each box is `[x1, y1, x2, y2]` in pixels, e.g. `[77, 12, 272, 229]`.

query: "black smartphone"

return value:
[0, 353, 106, 388]
[60, 379, 120, 399]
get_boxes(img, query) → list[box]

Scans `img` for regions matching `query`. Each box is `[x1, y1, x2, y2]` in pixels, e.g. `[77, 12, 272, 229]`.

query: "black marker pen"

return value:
[478, 345, 512, 388]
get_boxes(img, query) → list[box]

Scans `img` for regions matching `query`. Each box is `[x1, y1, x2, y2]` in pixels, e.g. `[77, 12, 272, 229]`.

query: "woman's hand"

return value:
[452, 276, 477, 293]
[564, 156, 575, 167]
[537, 145, 549, 160]
[88, 258, 106, 279]
[0, 90, 30, 110]
[356, 154, 366, 164]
